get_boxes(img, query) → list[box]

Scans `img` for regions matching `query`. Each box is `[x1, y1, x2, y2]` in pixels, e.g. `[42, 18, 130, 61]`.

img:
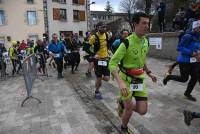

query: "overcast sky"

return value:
[90, 0, 121, 12]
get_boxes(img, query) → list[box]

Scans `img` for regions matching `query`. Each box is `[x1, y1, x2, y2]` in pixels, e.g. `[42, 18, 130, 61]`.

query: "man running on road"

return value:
[109, 12, 157, 134]
[89, 22, 111, 100]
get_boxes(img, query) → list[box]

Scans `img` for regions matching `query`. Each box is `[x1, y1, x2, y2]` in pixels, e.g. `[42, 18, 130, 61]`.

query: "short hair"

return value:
[132, 12, 149, 24]
[120, 29, 129, 35]
[96, 21, 105, 27]
[52, 33, 58, 38]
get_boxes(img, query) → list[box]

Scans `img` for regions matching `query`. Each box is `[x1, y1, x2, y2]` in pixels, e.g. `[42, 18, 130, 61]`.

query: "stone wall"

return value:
[147, 32, 181, 60]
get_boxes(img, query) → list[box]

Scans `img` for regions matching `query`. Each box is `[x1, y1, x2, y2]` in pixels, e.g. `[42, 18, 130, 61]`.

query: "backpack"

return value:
[93, 33, 109, 55]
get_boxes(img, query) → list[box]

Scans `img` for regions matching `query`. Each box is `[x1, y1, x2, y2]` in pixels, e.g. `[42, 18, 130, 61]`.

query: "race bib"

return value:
[55, 54, 60, 58]
[130, 84, 143, 92]
[66, 50, 71, 54]
[98, 60, 107, 66]
[190, 57, 197, 63]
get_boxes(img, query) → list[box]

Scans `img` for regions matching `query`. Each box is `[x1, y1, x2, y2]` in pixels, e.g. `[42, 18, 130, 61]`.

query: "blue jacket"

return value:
[112, 39, 121, 48]
[177, 32, 200, 63]
[48, 40, 65, 60]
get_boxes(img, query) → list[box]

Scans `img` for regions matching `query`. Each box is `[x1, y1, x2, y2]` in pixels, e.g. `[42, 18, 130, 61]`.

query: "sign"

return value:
[149, 37, 162, 50]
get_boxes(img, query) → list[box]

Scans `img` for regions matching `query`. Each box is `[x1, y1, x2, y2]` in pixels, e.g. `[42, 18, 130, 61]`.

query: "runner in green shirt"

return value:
[109, 12, 157, 134]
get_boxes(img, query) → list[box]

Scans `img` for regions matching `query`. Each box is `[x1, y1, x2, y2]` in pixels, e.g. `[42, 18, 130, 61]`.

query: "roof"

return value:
[90, 11, 128, 16]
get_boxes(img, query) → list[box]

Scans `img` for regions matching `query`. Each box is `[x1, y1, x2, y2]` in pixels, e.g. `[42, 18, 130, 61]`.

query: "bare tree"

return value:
[120, 0, 136, 31]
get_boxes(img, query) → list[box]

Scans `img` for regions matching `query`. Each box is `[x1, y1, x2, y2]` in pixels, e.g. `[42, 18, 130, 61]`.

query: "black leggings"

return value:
[55, 59, 63, 74]
[11, 59, 17, 75]
[192, 112, 200, 118]
[167, 63, 200, 95]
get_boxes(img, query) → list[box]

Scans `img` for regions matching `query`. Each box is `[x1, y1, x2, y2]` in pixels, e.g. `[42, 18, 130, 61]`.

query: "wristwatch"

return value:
[146, 70, 152, 75]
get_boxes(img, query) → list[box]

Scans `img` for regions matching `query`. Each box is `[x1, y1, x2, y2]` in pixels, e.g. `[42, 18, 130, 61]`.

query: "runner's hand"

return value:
[94, 54, 100, 59]
[148, 74, 157, 83]
[119, 81, 128, 97]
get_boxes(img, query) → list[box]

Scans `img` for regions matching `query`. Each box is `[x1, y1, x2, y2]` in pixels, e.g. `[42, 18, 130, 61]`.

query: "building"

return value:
[89, 11, 131, 33]
[0, 0, 45, 48]
[47, 0, 88, 39]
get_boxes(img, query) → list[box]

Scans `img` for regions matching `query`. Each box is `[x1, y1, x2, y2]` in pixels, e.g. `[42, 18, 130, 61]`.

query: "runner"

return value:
[48, 33, 66, 79]
[183, 110, 200, 126]
[111, 29, 129, 54]
[83, 31, 94, 77]
[163, 20, 200, 101]
[109, 12, 157, 134]
[89, 22, 111, 100]
[9, 41, 18, 75]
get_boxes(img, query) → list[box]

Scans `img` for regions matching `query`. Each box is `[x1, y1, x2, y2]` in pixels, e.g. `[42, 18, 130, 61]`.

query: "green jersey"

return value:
[109, 32, 149, 73]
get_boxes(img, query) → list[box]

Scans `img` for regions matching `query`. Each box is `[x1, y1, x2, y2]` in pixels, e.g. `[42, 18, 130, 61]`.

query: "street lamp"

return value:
[86, 1, 95, 31]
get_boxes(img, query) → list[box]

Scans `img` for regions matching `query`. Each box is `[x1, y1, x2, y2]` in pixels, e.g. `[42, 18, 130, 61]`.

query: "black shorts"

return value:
[84, 55, 95, 63]
[94, 59, 110, 78]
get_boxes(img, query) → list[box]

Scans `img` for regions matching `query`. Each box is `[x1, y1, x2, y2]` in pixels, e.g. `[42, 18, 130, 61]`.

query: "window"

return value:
[72, 0, 85, 5]
[52, 0, 59, 2]
[73, 10, 85, 21]
[53, 8, 67, 21]
[52, 0, 66, 3]
[27, 11, 37, 25]
[60, 9, 67, 20]
[0, 10, 5, 25]
[73, 10, 79, 21]
[27, 0, 34, 4]
[108, 15, 112, 20]
[72, 0, 78, 4]
[59, 0, 66, 4]
[79, 31, 83, 37]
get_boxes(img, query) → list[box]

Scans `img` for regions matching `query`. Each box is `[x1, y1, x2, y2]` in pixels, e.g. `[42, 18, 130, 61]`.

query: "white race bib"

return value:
[130, 84, 143, 92]
[98, 60, 107, 66]
[190, 57, 197, 63]
[55, 54, 60, 58]
[2, 52, 10, 61]
[66, 50, 71, 54]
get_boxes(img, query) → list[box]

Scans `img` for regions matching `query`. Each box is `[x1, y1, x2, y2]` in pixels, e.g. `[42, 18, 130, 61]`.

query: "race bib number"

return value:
[98, 60, 107, 66]
[190, 57, 197, 63]
[66, 50, 71, 54]
[130, 84, 143, 92]
[55, 54, 60, 58]
[3, 52, 9, 58]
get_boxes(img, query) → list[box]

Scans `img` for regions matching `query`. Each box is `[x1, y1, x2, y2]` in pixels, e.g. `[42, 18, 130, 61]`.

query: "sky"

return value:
[90, 0, 121, 12]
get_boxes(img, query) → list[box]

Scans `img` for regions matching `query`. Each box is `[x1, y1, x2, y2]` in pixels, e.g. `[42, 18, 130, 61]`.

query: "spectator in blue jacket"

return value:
[48, 33, 66, 79]
[163, 20, 200, 101]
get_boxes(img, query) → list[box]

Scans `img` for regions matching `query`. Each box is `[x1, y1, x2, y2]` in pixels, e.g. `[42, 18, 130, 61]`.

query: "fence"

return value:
[21, 54, 42, 107]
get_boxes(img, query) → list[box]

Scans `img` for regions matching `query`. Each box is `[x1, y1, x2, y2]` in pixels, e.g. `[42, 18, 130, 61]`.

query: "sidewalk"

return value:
[0, 67, 118, 134]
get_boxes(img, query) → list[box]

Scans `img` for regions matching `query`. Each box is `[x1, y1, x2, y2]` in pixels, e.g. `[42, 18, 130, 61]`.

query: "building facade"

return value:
[0, 0, 45, 48]
[47, 0, 88, 39]
[89, 11, 131, 33]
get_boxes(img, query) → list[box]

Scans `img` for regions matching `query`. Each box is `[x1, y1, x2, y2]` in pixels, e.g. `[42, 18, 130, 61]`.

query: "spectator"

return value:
[157, 1, 166, 32]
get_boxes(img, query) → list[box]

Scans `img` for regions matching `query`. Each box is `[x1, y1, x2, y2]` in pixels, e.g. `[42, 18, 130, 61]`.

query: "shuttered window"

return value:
[79, 11, 85, 21]
[53, 8, 60, 20]
[79, 0, 85, 5]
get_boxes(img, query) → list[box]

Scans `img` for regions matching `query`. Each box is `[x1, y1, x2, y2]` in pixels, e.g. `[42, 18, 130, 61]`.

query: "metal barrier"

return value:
[21, 54, 41, 107]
